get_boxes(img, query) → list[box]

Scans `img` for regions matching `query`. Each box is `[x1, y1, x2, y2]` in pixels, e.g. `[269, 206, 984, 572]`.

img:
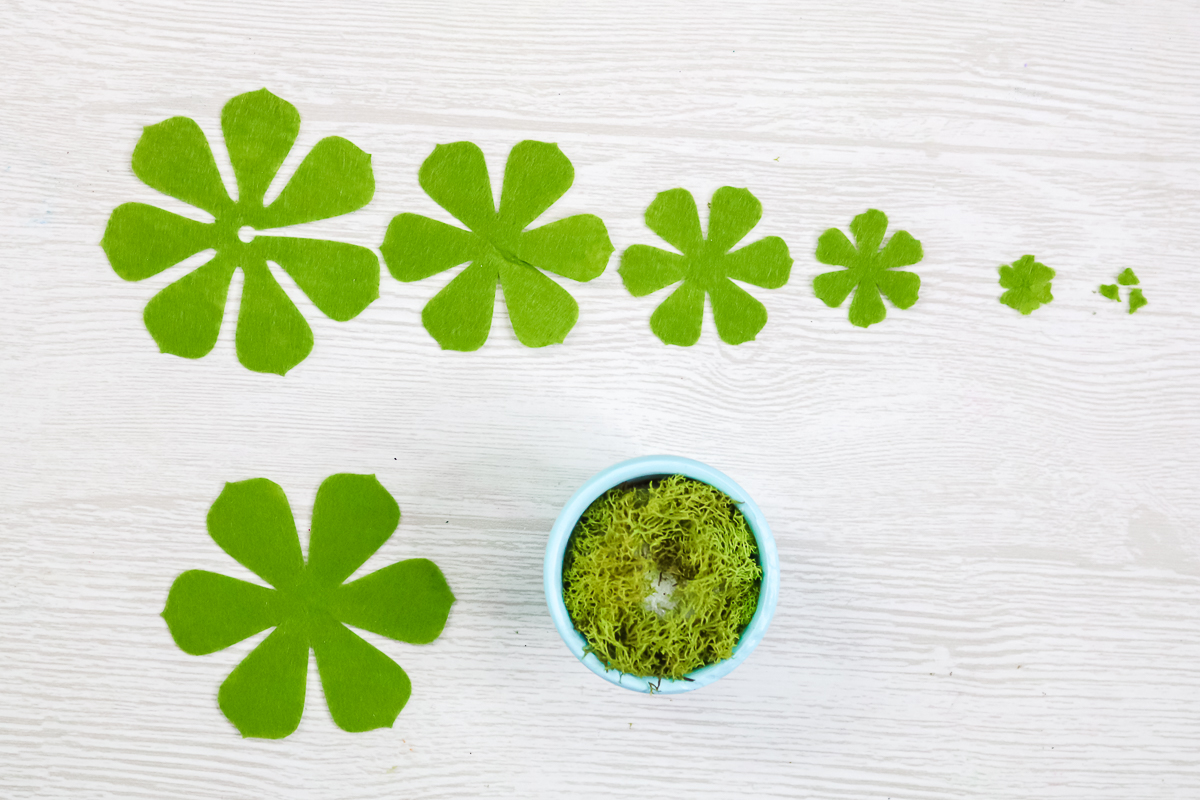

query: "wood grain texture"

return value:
[3, 0, 1200, 797]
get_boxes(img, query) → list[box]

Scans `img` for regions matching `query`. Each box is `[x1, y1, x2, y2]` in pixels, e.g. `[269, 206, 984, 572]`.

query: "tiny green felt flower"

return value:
[101, 89, 378, 375]
[813, 209, 922, 328]
[999, 255, 1055, 315]
[1101, 269, 1148, 313]
[381, 141, 613, 350]
[618, 187, 793, 345]
[162, 474, 454, 738]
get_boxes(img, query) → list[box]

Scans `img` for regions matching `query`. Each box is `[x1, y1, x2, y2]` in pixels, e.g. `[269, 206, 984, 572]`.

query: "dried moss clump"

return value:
[562, 475, 761, 680]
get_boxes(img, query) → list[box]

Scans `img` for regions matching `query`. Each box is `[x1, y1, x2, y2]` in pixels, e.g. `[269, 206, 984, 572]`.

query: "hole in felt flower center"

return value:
[237, 225, 256, 244]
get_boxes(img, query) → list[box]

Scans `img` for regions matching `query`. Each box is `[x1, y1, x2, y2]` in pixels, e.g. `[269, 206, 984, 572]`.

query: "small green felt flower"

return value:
[999, 255, 1055, 315]
[101, 89, 378, 375]
[162, 474, 454, 738]
[381, 140, 613, 350]
[618, 187, 793, 345]
[813, 209, 923, 328]
[1100, 268, 1148, 313]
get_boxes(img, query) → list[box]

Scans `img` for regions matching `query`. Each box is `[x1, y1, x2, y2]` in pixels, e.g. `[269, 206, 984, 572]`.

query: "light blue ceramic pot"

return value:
[544, 455, 779, 694]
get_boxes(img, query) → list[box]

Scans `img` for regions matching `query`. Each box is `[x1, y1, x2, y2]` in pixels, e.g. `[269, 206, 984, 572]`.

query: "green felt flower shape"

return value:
[999, 254, 1055, 315]
[101, 89, 378, 375]
[1100, 268, 1148, 313]
[162, 474, 454, 738]
[618, 187, 793, 345]
[381, 140, 613, 350]
[813, 209, 923, 328]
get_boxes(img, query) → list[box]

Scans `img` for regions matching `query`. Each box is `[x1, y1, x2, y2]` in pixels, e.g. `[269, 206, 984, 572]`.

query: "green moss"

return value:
[562, 475, 762, 680]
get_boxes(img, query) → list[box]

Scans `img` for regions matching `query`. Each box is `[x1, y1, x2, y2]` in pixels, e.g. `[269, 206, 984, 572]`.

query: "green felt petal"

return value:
[217, 623, 308, 739]
[650, 282, 705, 346]
[848, 282, 887, 328]
[102, 203, 214, 282]
[257, 236, 379, 322]
[1128, 288, 1148, 313]
[878, 229, 923, 269]
[814, 228, 858, 268]
[849, 209, 888, 255]
[206, 477, 305, 590]
[724, 236, 793, 289]
[132, 117, 231, 217]
[710, 279, 768, 345]
[519, 214, 613, 282]
[706, 187, 762, 253]
[876, 269, 921, 310]
[422, 260, 497, 351]
[813, 268, 858, 308]
[333, 558, 455, 644]
[261, 137, 374, 228]
[307, 474, 400, 588]
[381, 214, 481, 282]
[619, 245, 685, 297]
[998, 257, 1052, 314]
[312, 618, 411, 733]
[499, 140, 573, 231]
[143, 255, 236, 358]
[221, 89, 300, 207]
[235, 262, 313, 375]
[418, 142, 496, 235]
[1118, 268, 1140, 286]
[499, 261, 578, 347]
[645, 189, 703, 255]
[162, 570, 279, 655]
[1099, 284, 1120, 301]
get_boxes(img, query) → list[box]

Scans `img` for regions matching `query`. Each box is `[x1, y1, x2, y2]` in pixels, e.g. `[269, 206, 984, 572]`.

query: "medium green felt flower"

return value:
[381, 140, 613, 350]
[162, 474, 454, 738]
[101, 89, 378, 375]
[618, 187, 793, 345]
[999, 255, 1055, 315]
[813, 209, 923, 328]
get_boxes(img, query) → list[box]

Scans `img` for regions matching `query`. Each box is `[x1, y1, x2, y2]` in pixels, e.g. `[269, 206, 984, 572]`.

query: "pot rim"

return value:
[543, 455, 779, 694]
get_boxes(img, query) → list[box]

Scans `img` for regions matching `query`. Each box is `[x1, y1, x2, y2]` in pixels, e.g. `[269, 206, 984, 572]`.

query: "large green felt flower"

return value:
[813, 209, 923, 328]
[101, 89, 378, 375]
[618, 187, 793, 345]
[162, 474, 454, 738]
[381, 140, 613, 350]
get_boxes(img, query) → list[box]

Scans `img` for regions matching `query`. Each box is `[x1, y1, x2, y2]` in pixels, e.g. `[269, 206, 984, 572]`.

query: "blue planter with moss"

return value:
[544, 455, 779, 693]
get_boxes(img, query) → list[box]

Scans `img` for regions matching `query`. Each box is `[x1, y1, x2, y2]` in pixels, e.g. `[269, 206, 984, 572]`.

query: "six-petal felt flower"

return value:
[101, 89, 379, 375]
[998, 254, 1056, 315]
[812, 209, 923, 328]
[381, 140, 613, 350]
[618, 187, 793, 345]
[162, 474, 454, 738]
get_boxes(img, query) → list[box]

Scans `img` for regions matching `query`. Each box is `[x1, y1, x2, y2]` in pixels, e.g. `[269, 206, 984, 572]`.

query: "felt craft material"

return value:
[618, 187, 792, 346]
[381, 140, 613, 350]
[813, 209, 923, 328]
[101, 89, 379, 375]
[162, 474, 454, 738]
[998, 255, 1055, 315]
[562, 475, 761, 680]
[1100, 269, 1147, 313]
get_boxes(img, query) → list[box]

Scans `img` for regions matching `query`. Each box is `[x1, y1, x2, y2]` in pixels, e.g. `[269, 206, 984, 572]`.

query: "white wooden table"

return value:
[3, 2, 1200, 797]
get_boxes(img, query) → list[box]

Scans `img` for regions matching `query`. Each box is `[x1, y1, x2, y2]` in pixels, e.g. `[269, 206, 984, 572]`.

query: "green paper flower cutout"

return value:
[618, 187, 793, 345]
[381, 140, 613, 350]
[101, 89, 379, 375]
[162, 474, 454, 738]
[1100, 268, 1148, 313]
[813, 209, 923, 328]
[999, 254, 1055, 315]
